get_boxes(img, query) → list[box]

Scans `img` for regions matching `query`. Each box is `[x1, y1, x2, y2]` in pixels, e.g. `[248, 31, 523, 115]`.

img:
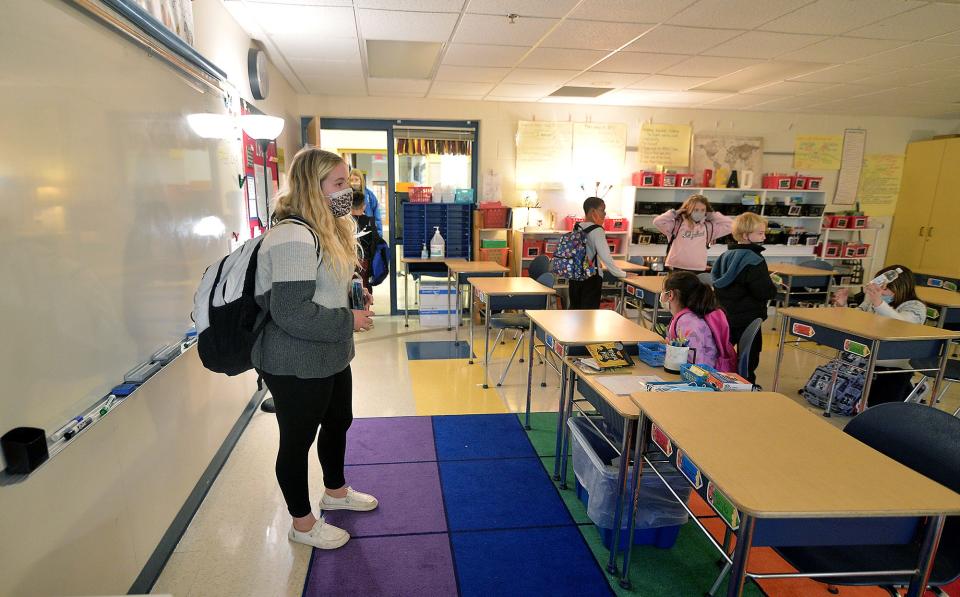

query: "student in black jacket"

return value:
[352, 191, 376, 292]
[710, 213, 778, 383]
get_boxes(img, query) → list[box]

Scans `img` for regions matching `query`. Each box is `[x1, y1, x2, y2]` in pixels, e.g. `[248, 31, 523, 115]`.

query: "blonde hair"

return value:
[680, 194, 712, 222]
[349, 168, 366, 189]
[732, 212, 768, 242]
[273, 148, 359, 280]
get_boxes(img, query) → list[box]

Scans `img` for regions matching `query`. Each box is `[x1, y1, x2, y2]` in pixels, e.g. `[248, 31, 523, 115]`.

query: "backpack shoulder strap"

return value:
[705, 220, 715, 248]
[665, 217, 683, 256]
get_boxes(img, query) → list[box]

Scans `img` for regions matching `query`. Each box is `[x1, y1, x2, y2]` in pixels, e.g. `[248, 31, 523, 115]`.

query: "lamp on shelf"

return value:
[239, 113, 284, 229]
[520, 190, 539, 229]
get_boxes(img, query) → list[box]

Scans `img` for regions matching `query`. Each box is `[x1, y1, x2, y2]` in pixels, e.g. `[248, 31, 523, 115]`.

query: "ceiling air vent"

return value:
[548, 86, 613, 98]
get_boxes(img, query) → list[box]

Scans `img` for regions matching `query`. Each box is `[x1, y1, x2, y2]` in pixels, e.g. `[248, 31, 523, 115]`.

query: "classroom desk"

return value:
[446, 260, 510, 340]
[622, 392, 960, 595]
[469, 277, 555, 390]
[620, 275, 666, 331]
[607, 260, 648, 312]
[400, 257, 452, 327]
[917, 286, 960, 328]
[773, 307, 960, 414]
[915, 271, 960, 291]
[768, 262, 835, 308]
[522, 309, 660, 478]
[562, 356, 680, 575]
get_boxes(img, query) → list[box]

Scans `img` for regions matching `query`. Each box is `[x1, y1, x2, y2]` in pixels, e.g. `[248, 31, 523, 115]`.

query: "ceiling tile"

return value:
[571, 0, 699, 24]
[847, 3, 960, 41]
[852, 68, 951, 87]
[908, 73, 960, 91]
[468, 0, 581, 18]
[245, 0, 353, 5]
[628, 74, 713, 91]
[275, 36, 360, 60]
[358, 9, 458, 42]
[806, 84, 884, 100]
[429, 80, 496, 95]
[368, 77, 430, 94]
[355, 0, 463, 10]
[502, 68, 580, 85]
[442, 44, 528, 67]
[540, 20, 653, 51]
[788, 63, 889, 83]
[454, 14, 558, 45]
[486, 96, 540, 102]
[759, 0, 923, 35]
[660, 56, 762, 77]
[428, 94, 485, 101]
[854, 42, 960, 67]
[624, 25, 744, 54]
[862, 86, 960, 104]
[248, 4, 356, 37]
[435, 65, 511, 82]
[568, 71, 645, 88]
[702, 31, 826, 59]
[743, 80, 832, 96]
[699, 93, 772, 108]
[669, 0, 811, 29]
[289, 59, 365, 81]
[599, 89, 680, 106]
[301, 76, 366, 96]
[748, 95, 824, 111]
[777, 37, 906, 63]
[595, 51, 690, 74]
[489, 82, 556, 97]
[519, 47, 609, 70]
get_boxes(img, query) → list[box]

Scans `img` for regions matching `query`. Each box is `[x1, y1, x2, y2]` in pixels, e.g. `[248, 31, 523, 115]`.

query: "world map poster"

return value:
[692, 134, 763, 179]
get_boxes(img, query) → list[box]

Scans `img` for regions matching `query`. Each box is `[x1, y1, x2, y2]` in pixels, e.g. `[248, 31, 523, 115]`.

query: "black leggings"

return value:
[261, 367, 353, 518]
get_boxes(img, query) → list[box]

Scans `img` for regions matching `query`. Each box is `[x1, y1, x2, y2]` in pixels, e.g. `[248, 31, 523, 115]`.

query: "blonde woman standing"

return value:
[253, 148, 377, 550]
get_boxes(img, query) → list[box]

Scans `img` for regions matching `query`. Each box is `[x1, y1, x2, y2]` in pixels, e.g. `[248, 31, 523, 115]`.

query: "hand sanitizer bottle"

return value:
[420, 243, 429, 259]
[430, 226, 445, 258]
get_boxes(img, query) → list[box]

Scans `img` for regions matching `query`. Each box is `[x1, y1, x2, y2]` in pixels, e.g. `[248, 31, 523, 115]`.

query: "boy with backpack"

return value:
[552, 197, 626, 309]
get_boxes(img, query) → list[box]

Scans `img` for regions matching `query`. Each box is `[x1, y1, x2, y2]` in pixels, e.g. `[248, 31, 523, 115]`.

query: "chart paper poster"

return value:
[516, 121, 572, 189]
[833, 129, 866, 206]
[859, 154, 904, 206]
[574, 122, 627, 184]
[794, 135, 843, 170]
[639, 123, 691, 167]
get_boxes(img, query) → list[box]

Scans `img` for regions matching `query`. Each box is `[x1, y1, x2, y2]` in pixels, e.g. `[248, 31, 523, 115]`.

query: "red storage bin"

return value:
[604, 217, 628, 232]
[816, 241, 842, 258]
[564, 215, 586, 230]
[409, 186, 433, 203]
[544, 239, 560, 256]
[856, 243, 870, 257]
[841, 243, 859, 258]
[661, 173, 678, 187]
[806, 176, 823, 190]
[606, 235, 623, 255]
[793, 176, 808, 190]
[521, 268, 529, 277]
[633, 171, 661, 186]
[479, 248, 510, 266]
[677, 173, 695, 187]
[763, 174, 794, 189]
[822, 215, 837, 228]
[522, 238, 545, 258]
[847, 215, 868, 229]
[833, 215, 850, 228]
[479, 207, 510, 228]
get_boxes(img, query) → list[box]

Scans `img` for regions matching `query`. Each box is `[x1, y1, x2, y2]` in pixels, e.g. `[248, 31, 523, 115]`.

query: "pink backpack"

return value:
[668, 308, 738, 372]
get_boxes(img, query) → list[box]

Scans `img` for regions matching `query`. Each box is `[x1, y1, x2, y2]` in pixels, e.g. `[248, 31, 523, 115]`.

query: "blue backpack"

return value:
[550, 223, 601, 281]
[370, 236, 390, 286]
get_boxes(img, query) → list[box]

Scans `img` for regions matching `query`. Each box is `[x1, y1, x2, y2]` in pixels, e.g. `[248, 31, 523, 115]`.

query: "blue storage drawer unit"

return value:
[403, 203, 473, 259]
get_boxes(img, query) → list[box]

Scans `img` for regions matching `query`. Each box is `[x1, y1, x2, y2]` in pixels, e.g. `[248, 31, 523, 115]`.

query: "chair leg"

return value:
[707, 562, 730, 597]
[497, 329, 525, 386]
[541, 345, 549, 387]
[518, 331, 525, 363]
[487, 329, 505, 362]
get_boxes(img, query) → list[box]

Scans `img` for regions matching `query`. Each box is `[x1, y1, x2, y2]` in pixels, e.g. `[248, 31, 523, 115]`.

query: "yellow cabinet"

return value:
[886, 138, 959, 278]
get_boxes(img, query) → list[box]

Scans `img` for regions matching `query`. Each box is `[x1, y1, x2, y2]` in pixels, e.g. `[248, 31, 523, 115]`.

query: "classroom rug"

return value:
[303, 413, 910, 597]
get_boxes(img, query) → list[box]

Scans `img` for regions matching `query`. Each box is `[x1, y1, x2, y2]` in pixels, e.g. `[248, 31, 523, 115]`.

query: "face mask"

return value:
[880, 294, 894, 304]
[328, 188, 353, 218]
[690, 212, 705, 223]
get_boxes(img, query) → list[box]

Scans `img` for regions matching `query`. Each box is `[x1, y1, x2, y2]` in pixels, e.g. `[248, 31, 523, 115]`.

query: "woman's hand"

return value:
[352, 309, 375, 333]
[864, 283, 883, 307]
[363, 287, 374, 309]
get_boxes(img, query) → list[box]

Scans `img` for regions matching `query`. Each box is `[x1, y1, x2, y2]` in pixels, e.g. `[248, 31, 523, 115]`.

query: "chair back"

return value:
[791, 259, 833, 289]
[737, 318, 763, 379]
[535, 272, 556, 289]
[697, 272, 714, 287]
[528, 255, 550, 281]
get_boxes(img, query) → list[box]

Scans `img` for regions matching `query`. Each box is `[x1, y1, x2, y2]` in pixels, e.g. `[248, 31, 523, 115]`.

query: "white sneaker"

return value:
[320, 487, 379, 512]
[288, 517, 349, 550]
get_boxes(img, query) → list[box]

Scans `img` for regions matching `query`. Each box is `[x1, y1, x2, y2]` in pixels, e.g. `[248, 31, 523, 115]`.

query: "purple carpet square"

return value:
[326, 462, 447, 537]
[345, 416, 436, 465]
[305, 533, 457, 597]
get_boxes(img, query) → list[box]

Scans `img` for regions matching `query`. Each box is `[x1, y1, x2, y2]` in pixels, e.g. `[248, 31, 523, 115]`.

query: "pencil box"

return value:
[679, 364, 717, 386]
[705, 371, 753, 392]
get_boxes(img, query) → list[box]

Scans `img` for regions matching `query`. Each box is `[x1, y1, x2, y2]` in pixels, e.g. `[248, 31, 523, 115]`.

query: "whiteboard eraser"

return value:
[124, 361, 161, 384]
[151, 343, 182, 365]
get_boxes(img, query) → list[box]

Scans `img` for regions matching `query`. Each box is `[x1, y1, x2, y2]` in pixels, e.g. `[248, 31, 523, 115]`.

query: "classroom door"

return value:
[919, 139, 960, 277]
[885, 140, 944, 270]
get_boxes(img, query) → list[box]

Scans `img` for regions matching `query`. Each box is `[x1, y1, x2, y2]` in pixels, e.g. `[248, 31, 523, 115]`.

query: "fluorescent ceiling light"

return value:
[691, 61, 824, 93]
[366, 40, 442, 79]
[548, 86, 614, 98]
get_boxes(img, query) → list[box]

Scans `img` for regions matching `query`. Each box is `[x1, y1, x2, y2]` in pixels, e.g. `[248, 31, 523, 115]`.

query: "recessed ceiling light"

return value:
[548, 86, 614, 98]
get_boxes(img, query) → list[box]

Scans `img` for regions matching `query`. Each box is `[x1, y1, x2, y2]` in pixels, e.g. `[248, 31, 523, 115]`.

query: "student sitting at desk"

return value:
[662, 271, 738, 371]
[832, 264, 928, 406]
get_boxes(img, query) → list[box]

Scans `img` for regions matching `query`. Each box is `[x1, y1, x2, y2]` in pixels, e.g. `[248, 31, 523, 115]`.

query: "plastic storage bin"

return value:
[481, 239, 508, 249]
[479, 247, 510, 266]
[604, 217, 628, 232]
[568, 417, 689, 550]
[606, 235, 623, 255]
[522, 238, 544, 258]
[479, 207, 510, 228]
[454, 188, 475, 204]
[636, 342, 666, 367]
[564, 215, 586, 230]
[409, 186, 433, 203]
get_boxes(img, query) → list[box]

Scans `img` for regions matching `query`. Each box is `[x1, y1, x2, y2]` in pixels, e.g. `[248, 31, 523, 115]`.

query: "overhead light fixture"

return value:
[691, 61, 823, 94]
[549, 86, 614, 98]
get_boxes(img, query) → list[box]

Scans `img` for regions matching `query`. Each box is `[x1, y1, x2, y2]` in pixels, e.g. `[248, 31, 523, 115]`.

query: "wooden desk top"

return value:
[631, 392, 960, 518]
[768, 263, 835, 277]
[608, 260, 648, 273]
[447, 260, 510, 274]
[623, 275, 665, 293]
[779, 307, 960, 341]
[917, 286, 960, 309]
[469, 276, 556, 296]
[526, 309, 661, 344]
[564, 357, 679, 420]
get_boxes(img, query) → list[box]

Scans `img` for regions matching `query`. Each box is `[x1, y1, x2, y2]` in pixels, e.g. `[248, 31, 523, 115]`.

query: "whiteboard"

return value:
[0, 0, 246, 435]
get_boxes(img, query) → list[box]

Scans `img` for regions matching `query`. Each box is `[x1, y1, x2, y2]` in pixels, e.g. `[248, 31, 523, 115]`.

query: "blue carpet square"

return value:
[452, 526, 612, 597]
[405, 340, 473, 360]
[433, 414, 536, 460]
[439, 458, 571, 531]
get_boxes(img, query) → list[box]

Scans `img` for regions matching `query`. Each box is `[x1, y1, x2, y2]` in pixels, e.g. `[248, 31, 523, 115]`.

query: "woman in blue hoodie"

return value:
[711, 213, 778, 383]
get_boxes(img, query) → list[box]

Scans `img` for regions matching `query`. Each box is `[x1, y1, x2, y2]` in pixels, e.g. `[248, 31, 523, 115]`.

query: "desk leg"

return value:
[772, 315, 788, 393]
[524, 321, 535, 430]
[404, 266, 409, 327]
[784, 274, 793, 310]
[552, 361, 569, 481]
[619, 413, 650, 590]
[906, 515, 946, 597]
[483, 300, 491, 389]
[618, 281, 626, 315]
[447, 270, 453, 331]
[559, 365, 576, 490]
[651, 297, 660, 334]
[823, 272, 833, 307]
[931, 339, 949, 407]
[938, 306, 947, 329]
[856, 339, 881, 414]
[725, 515, 756, 597]
[468, 286, 475, 365]
[607, 418, 635, 576]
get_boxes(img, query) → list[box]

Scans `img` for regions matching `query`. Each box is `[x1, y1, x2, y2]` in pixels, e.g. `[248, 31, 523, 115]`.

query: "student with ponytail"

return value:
[661, 271, 738, 371]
